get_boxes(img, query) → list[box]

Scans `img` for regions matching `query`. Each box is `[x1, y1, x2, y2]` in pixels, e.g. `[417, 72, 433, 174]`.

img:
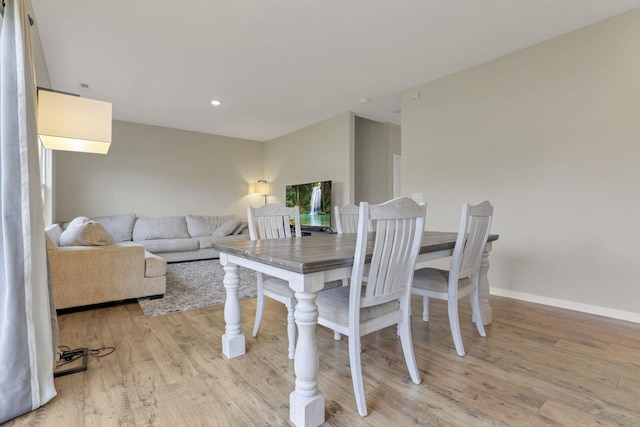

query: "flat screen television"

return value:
[285, 180, 332, 230]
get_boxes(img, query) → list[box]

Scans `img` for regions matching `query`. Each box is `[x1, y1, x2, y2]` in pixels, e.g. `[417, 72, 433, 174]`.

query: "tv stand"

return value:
[295, 226, 336, 236]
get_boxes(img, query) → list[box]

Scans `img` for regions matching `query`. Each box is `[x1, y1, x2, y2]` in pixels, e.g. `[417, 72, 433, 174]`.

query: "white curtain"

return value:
[0, 0, 57, 423]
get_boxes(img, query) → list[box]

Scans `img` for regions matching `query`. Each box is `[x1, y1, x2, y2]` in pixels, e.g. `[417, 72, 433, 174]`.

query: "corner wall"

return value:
[401, 9, 640, 320]
[355, 117, 400, 204]
[264, 113, 354, 218]
[54, 120, 264, 221]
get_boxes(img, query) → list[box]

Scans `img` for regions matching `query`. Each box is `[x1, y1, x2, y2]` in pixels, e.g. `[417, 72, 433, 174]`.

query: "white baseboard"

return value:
[490, 288, 640, 324]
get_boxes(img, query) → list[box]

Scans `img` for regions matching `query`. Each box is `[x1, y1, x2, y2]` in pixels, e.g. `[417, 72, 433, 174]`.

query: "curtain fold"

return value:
[0, 0, 57, 423]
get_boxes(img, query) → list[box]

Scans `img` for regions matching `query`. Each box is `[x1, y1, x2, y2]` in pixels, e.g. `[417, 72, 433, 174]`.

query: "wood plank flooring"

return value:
[4, 295, 639, 426]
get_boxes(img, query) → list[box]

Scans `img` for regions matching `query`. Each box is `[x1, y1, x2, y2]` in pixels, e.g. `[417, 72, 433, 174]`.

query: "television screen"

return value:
[285, 180, 332, 230]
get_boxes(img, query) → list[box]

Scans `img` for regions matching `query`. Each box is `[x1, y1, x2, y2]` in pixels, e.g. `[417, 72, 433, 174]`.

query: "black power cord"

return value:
[54, 345, 115, 377]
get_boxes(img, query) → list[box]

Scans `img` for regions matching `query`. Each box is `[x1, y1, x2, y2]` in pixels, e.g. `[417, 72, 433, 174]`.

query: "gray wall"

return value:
[264, 112, 355, 219]
[401, 9, 640, 321]
[355, 117, 400, 204]
[54, 120, 264, 221]
[50, 111, 401, 234]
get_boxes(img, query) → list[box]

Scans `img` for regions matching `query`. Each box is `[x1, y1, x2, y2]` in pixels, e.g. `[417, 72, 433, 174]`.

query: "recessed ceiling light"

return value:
[210, 100, 221, 106]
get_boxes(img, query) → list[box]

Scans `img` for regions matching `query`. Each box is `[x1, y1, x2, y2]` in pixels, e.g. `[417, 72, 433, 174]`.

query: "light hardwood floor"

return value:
[4, 295, 640, 426]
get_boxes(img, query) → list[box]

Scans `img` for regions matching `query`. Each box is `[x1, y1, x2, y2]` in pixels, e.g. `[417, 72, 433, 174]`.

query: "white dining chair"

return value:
[334, 203, 375, 234]
[333, 203, 373, 341]
[411, 200, 493, 357]
[316, 197, 426, 416]
[334, 204, 360, 234]
[247, 203, 301, 360]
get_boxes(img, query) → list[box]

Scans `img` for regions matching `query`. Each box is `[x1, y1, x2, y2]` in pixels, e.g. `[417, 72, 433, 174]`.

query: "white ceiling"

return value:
[30, 0, 640, 142]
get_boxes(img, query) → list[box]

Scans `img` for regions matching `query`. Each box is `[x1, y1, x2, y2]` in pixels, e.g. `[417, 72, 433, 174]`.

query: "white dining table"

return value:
[212, 231, 497, 427]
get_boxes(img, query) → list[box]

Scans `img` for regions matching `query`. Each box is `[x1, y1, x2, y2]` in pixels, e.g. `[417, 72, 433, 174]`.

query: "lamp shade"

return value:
[37, 89, 112, 154]
[255, 181, 269, 195]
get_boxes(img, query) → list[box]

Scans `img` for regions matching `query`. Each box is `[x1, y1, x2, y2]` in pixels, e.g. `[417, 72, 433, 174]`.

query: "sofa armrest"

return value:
[47, 243, 146, 309]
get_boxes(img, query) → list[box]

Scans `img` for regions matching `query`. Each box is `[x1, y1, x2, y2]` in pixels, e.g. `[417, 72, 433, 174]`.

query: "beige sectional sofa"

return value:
[45, 220, 167, 310]
[131, 214, 249, 262]
[45, 213, 250, 310]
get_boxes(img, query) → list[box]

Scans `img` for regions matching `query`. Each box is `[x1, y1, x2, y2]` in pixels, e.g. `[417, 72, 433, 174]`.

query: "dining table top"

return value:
[212, 230, 499, 274]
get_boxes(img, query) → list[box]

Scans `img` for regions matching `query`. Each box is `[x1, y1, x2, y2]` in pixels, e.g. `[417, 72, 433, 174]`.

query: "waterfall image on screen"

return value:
[310, 186, 321, 215]
[285, 180, 332, 229]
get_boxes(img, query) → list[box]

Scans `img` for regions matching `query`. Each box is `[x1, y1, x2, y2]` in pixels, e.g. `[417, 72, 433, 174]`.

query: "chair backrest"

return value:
[350, 197, 426, 310]
[450, 201, 494, 282]
[247, 204, 302, 240]
[334, 204, 361, 234]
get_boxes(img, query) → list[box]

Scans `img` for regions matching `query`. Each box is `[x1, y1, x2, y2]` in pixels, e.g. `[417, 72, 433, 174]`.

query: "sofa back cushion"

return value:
[92, 213, 136, 242]
[59, 218, 115, 247]
[186, 215, 236, 237]
[212, 219, 241, 237]
[133, 216, 190, 241]
[232, 221, 249, 235]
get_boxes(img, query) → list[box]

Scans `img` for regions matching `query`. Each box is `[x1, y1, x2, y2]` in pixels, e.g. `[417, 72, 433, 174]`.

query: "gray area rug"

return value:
[138, 259, 257, 317]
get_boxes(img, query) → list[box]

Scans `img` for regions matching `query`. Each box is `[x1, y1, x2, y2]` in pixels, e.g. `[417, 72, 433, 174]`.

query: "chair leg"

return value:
[334, 279, 348, 341]
[286, 302, 297, 360]
[448, 298, 465, 356]
[252, 286, 265, 338]
[348, 334, 367, 416]
[422, 296, 430, 322]
[398, 315, 421, 385]
[470, 287, 486, 337]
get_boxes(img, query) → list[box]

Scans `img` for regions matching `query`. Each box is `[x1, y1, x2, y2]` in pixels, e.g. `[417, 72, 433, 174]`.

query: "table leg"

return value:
[476, 241, 493, 325]
[221, 260, 245, 358]
[290, 291, 325, 427]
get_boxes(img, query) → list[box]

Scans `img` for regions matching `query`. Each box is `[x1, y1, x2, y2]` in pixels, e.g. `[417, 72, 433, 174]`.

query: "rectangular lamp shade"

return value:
[248, 181, 269, 195]
[37, 89, 112, 154]
[255, 181, 269, 195]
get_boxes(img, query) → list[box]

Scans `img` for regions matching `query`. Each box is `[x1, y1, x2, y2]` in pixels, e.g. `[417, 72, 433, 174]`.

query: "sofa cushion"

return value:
[144, 251, 167, 278]
[233, 221, 249, 235]
[133, 216, 190, 241]
[67, 216, 90, 227]
[212, 219, 241, 237]
[45, 224, 63, 248]
[92, 213, 136, 242]
[60, 215, 90, 230]
[186, 215, 236, 237]
[59, 220, 115, 247]
[135, 238, 199, 253]
[45, 233, 57, 250]
[195, 234, 250, 249]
